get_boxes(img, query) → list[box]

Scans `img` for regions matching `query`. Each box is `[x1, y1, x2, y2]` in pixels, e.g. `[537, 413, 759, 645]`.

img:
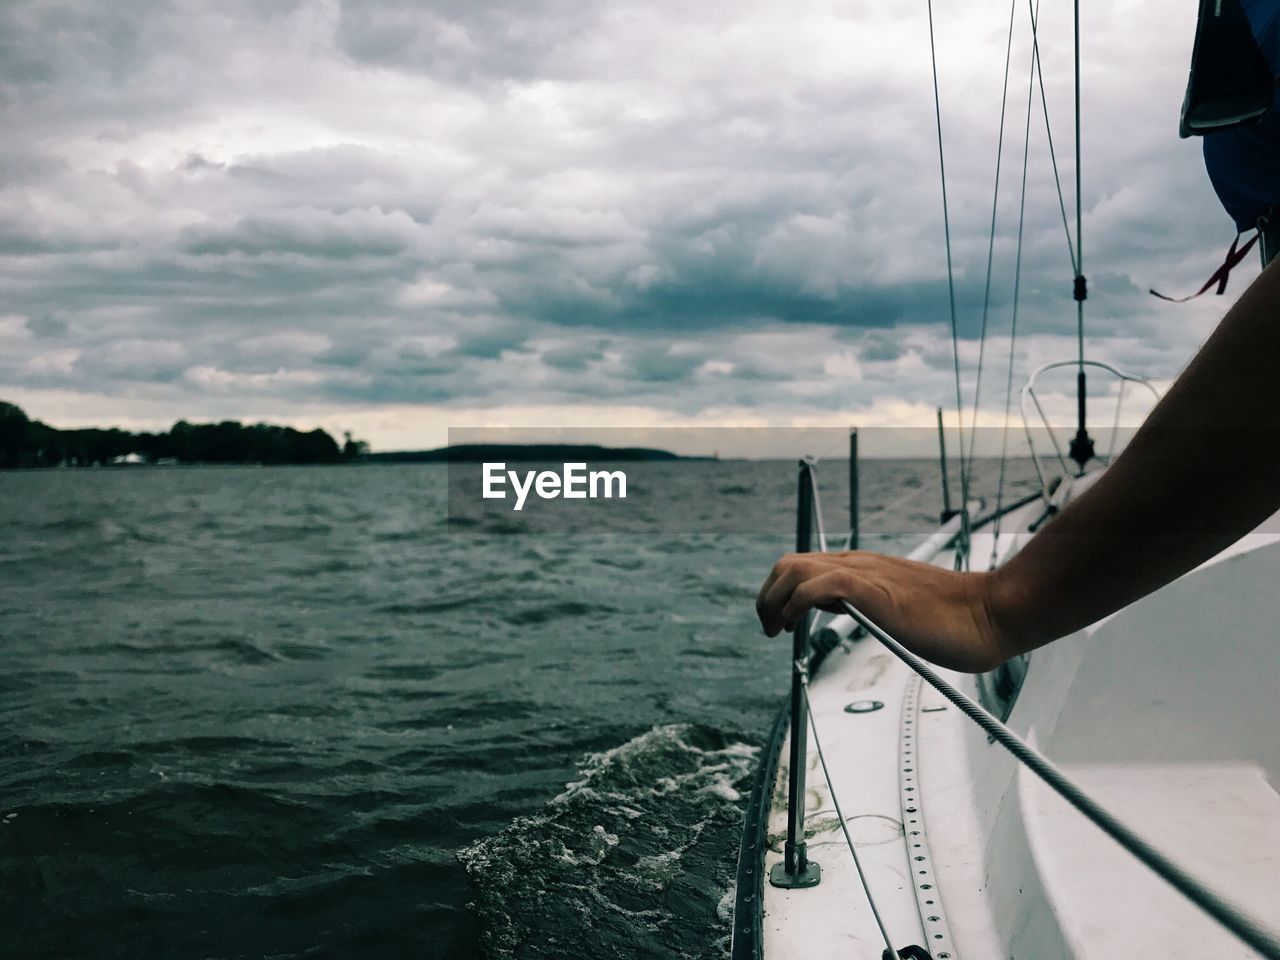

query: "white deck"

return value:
[759, 483, 1280, 959]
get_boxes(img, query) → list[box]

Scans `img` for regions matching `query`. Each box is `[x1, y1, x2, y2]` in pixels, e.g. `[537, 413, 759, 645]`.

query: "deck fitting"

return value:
[768, 858, 821, 889]
[844, 699, 885, 713]
[901, 675, 959, 958]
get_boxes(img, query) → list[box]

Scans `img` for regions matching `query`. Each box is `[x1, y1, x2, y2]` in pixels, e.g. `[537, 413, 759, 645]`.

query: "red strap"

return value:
[1149, 230, 1260, 302]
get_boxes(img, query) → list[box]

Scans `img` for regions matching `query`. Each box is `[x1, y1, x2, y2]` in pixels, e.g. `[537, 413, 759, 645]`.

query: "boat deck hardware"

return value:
[885, 946, 934, 960]
[1020, 359, 1160, 501]
[844, 699, 884, 714]
[770, 461, 821, 890]
[901, 676, 958, 959]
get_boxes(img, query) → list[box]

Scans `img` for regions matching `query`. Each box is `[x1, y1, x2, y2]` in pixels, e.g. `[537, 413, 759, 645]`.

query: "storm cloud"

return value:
[0, 0, 1246, 447]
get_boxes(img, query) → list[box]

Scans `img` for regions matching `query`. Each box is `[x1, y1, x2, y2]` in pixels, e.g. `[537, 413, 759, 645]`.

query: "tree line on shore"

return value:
[0, 401, 368, 468]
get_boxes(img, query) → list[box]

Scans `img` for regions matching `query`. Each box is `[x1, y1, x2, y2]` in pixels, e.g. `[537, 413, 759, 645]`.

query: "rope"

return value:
[962, 0, 1021, 503]
[799, 677, 899, 956]
[925, 0, 972, 566]
[835, 599, 1280, 960]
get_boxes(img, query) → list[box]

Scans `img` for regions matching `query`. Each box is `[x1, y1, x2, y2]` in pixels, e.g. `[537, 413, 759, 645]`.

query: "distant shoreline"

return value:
[0, 400, 365, 469]
[0, 450, 1042, 471]
[366, 443, 710, 463]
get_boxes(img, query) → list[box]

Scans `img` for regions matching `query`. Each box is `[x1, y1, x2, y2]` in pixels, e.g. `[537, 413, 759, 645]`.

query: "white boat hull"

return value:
[738, 478, 1280, 959]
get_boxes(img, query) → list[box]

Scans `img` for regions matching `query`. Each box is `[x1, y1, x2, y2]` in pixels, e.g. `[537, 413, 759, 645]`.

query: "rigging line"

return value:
[836, 598, 1280, 960]
[1073, 0, 1086, 374]
[1028, 0, 1078, 275]
[801, 430, 854, 468]
[925, 0, 972, 562]
[798, 677, 898, 957]
[863, 477, 941, 526]
[806, 458, 830, 553]
[807, 462, 835, 637]
[993, 0, 1040, 560]
[833, 475, 944, 552]
[961, 0, 1021, 503]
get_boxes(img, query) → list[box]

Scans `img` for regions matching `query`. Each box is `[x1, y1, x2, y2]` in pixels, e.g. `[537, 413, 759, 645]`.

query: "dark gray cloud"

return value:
[334, 0, 598, 87]
[0, 0, 1244, 446]
[25, 313, 70, 338]
[858, 332, 907, 363]
[540, 340, 608, 372]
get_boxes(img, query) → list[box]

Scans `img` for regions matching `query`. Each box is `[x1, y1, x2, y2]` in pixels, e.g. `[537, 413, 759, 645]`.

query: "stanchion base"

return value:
[768, 859, 821, 889]
[882, 946, 933, 960]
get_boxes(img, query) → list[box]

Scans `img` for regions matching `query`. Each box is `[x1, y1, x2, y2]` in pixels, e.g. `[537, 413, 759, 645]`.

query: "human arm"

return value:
[756, 255, 1280, 671]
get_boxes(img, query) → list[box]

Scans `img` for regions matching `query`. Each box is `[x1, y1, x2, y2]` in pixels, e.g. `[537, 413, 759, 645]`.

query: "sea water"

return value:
[0, 459, 1035, 958]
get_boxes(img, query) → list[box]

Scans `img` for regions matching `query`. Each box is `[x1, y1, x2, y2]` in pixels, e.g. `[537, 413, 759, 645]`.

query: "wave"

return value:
[504, 600, 601, 625]
[458, 723, 758, 959]
[18, 516, 170, 545]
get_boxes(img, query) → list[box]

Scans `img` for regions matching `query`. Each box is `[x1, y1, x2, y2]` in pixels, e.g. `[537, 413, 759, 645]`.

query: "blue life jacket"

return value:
[1203, 0, 1280, 231]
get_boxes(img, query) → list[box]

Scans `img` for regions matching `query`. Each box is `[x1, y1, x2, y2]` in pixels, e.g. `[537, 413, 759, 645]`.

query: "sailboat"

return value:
[731, 1, 1280, 957]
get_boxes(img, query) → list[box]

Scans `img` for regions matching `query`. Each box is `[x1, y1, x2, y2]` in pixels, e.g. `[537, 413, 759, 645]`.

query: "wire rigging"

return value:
[924, 0, 972, 564]
[993, 1, 1041, 556]
[961, 0, 1021, 512]
[1073, 0, 1085, 367]
[1030, 1, 1078, 274]
[1067, 0, 1093, 473]
[942, 0, 1086, 548]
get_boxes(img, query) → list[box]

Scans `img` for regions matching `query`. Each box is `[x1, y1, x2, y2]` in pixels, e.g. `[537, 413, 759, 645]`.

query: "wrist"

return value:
[982, 563, 1046, 663]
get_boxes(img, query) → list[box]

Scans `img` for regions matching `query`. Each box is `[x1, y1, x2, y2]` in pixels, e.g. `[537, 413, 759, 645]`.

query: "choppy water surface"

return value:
[0, 460, 1034, 958]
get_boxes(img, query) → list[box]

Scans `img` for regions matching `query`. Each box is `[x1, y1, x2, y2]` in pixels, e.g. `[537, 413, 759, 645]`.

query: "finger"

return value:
[780, 569, 856, 630]
[756, 562, 807, 637]
[754, 554, 793, 618]
[756, 555, 833, 636]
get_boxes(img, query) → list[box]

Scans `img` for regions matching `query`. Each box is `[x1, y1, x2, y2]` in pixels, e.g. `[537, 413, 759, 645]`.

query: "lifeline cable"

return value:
[835, 598, 1280, 960]
[798, 675, 899, 958]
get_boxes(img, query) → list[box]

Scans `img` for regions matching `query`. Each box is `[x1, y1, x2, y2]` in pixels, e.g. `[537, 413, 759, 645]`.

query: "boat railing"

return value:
[766, 459, 823, 890]
[761, 456, 1280, 960]
[1020, 359, 1161, 499]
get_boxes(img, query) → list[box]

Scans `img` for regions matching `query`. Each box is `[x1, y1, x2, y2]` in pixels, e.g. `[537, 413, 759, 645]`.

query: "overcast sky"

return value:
[0, 0, 1252, 450]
